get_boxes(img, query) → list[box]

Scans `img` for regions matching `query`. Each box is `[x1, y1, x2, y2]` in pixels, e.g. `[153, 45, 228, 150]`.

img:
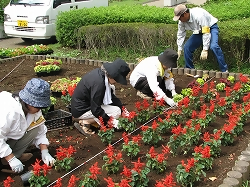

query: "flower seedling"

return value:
[29, 159, 51, 187]
[79, 162, 101, 187]
[54, 145, 76, 171]
[122, 132, 142, 158]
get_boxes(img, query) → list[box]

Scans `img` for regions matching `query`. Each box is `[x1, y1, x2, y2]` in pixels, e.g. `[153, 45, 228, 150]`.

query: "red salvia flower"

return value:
[192, 86, 200, 97]
[210, 103, 215, 113]
[162, 172, 177, 187]
[162, 145, 170, 154]
[195, 124, 200, 131]
[218, 98, 226, 106]
[194, 145, 203, 153]
[158, 117, 163, 123]
[157, 153, 165, 163]
[132, 134, 142, 143]
[182, 97, 190, 107]
[119, 179, 131, 187]
[210, 81, 215, 90]
[135, 101, 141, 111]
[120, 165, 132, 178]
[239, 74, 249, 83]
[186, 120, 192, 128]
[132, 157, 145, 173]
[67, 175, 79, 187]
[171, 125, 182, 135]
[143, 99, 150, 109]
[104, 177, 115, 187]
[149, 146, 157, 158]
[198, 110, 206, 119]
[155, 181, 165, 187]
[53, 178, 62, 187]
[231, 103, 237, 112]
[89, 162, 101, 180]
[61, 90, 66, 96]
[122, 132, 129, 145]
[202, 83, 208, 94]
[212, 130, 222, 140]
[152, 120, 159, 130]
[3, 176, 15, 187]
[200, 104, 207, 111]
[141, 125, 149, 131]
[233, 82, 242, 91]
[201, 145, 211, 158]
[127, 111, 137, 120]
[182, 128, 187, 134]
[42, 163, 52, 176]
[32, 159, 42, 176]
[191, 110, 197, 119]
[203, 132, 211, 142]
[225, 87, 231, 97]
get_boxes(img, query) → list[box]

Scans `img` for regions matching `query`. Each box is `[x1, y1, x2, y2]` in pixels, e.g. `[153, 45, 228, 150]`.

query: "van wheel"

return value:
[21, 38, 33, 42]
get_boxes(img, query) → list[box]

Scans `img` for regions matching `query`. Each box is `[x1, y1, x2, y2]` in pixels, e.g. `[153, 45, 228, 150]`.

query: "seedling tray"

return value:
[44, 109, 72, 130]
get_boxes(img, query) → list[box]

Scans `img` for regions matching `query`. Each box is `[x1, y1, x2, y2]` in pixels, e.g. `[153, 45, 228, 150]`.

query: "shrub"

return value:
[0, 0, 9, 23]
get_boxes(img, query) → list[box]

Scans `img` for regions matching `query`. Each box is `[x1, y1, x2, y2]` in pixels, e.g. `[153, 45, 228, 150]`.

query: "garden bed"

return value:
[0, 58, 250, 187]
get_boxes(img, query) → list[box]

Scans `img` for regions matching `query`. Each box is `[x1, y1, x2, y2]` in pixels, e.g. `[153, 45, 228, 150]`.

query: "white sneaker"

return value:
[136, 91, 152, 100]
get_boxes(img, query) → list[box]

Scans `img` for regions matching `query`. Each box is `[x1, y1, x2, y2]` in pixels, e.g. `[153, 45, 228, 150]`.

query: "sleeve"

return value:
[33, 124, 49, 148]
[177, 21, 186, 51]
[0, 112, 17, 158]
[146, 68, 166, 100]
[199, 12, 212, 50]
[90, 83, 110, 124]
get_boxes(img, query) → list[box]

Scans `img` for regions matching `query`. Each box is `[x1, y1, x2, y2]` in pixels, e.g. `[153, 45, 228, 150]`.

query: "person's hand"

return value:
[171, 90, 177, 97]
[177, 50, 182, 60]
[164, 96, 177, 107]
[112, 119, 120, 129]
[122, 108, 130, 117]
[41, 149, 55, 166]
[8, 156, 24, 173]
[200, 50, 208, 60]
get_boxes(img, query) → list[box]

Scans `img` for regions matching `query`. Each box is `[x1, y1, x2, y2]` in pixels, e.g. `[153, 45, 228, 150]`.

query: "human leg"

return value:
[184, 34, 203, 69]
[210, 24, 228, 72]
[6, 127, 39, 158]
[134, 77, 154, 97]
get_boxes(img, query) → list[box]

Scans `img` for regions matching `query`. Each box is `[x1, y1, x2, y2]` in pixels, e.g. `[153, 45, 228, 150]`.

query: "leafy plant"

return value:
[3, 176, 14, 187]
[102, 145, 123, 174]
[79, 162, 101, 187]
[54, 145, 76, 171]
[29, 159, 51, 187]
[122, 133, 141, 158]
[98, 117, 115, 145]
[141, 120, 162, 145]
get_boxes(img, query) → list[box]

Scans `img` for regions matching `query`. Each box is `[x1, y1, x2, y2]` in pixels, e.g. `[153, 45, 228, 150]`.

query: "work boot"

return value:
[1, 153, 33, 165]
[136, 91, 152, 100]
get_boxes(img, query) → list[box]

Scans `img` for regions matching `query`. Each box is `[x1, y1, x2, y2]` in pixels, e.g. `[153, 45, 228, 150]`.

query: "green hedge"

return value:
[56, 5, 175, 47]
[56, 0, 250, 47]
[0, 0, 9, 23]
[76, 18, 250, 73]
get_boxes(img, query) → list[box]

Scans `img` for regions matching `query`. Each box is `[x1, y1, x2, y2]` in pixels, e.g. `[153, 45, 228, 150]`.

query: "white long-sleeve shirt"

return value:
[0, 91, 49, 158]
[130, 56, 175, 100]
[177, 7, 218, 51]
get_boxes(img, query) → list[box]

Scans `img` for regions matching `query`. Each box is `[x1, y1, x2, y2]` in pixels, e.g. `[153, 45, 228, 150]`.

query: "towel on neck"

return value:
[103, 75, 112, 105]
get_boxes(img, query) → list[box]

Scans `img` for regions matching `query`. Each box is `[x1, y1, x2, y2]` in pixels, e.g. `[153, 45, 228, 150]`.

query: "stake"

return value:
[0, 59, 25, 83]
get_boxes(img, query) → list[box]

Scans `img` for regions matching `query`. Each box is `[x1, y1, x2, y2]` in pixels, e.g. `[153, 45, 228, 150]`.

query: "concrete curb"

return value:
[0, 55, 248, 80]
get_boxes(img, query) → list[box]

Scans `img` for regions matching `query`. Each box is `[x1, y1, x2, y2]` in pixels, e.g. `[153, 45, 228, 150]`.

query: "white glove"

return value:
[177, 50, 182, 60]
[8, 156, 24, 173]
[200, 50, 208, 60]
[41, 149, 55, 166]
[112, 119, 120, 129]
[171, 90, 177, 97]
[122, 108, 130, 117]
[164, 96, 177, 107]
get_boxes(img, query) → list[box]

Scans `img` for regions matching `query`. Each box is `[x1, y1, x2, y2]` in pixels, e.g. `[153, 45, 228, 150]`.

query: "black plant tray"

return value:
[44, 109, 72, 130]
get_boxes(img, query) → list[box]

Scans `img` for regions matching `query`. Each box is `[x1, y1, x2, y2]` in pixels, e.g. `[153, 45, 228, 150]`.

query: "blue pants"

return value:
[184, 23, 228, 72]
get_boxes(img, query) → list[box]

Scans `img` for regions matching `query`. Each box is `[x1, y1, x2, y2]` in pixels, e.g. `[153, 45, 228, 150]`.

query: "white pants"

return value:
[77, 105, 121, 125]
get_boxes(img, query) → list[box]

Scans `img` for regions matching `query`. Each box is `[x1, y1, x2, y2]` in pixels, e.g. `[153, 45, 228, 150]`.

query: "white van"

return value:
[4, 0, 108, 42]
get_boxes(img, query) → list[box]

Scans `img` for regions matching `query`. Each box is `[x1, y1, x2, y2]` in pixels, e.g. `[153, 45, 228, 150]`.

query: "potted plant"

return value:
[0, 0, 8, 39]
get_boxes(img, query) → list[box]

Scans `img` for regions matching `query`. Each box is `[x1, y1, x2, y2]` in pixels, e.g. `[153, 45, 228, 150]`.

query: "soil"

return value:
[0, 58, 250, 187]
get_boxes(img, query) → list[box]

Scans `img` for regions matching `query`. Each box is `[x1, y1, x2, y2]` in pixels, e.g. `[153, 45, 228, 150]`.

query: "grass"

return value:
[109, 0, 150, 6]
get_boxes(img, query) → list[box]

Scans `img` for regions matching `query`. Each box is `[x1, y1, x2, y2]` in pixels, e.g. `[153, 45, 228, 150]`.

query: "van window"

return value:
[53, 0, 71, 8]
[10, 0, 51, 6]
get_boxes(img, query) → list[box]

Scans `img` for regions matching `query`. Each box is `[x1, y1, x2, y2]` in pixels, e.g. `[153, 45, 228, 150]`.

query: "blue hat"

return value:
[19, 78, 51, 108]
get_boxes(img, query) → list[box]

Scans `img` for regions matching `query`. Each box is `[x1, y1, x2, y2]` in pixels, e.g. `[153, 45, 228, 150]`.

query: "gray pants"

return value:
[6, 127, 39, 158]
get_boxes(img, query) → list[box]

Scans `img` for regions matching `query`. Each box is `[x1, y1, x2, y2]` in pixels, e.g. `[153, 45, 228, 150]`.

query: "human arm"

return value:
[177, 21, 186, 51]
